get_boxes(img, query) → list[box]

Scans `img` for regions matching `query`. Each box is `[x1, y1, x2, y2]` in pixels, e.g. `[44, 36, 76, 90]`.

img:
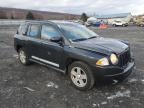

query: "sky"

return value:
[0, 0, 144, 15]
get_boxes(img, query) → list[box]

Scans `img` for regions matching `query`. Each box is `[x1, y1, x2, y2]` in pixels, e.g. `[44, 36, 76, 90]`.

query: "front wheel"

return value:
[68, 61, 95, 91]
[122, 24, 126, 27]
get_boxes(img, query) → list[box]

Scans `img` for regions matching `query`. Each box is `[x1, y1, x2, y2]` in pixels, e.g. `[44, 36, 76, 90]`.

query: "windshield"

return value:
[59, 23, 99, 42]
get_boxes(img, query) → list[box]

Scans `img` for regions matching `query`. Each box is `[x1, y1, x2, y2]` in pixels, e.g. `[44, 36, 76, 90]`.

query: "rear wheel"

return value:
[18, 48, 30, 65]
[68, 61, 95, 91]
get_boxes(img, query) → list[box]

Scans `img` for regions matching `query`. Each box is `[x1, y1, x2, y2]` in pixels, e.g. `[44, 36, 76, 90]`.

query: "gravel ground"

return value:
[0, 25, 144, 108]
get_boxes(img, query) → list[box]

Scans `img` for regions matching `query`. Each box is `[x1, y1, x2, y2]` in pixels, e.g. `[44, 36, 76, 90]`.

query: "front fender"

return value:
[62, 46, 108, 68]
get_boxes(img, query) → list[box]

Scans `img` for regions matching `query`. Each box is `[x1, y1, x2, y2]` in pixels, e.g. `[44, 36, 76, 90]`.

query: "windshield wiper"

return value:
[72, 36, 97, 42]
[88, 36, 97, 39]
[72, 38, 88, 42]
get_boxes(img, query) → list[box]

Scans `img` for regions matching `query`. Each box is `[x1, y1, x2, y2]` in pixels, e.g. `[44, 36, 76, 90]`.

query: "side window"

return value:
[18, 23, 27, 35]
[41, 25, 60, 40]
[28, 24, 40, 38]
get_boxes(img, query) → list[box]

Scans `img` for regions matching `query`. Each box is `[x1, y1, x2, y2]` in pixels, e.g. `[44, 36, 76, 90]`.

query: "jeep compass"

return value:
[14, 20, 134, 90]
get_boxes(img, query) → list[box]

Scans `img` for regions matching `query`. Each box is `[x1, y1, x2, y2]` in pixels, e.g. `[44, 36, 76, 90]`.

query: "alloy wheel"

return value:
[19, 50, 26, 64]
[70, 67, 87, 87]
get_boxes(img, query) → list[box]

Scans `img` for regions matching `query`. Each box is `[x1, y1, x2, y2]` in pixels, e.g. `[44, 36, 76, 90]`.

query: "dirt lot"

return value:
[0, 25, 144, 108]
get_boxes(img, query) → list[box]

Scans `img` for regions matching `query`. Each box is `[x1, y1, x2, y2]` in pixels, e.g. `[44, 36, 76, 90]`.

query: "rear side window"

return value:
[18, 23, 27, 35]
[41, 25, 60, 40]
[27, 24, 40, 38]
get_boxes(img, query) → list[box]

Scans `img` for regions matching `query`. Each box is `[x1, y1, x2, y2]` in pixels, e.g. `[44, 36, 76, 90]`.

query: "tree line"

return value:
[0, 11, 88, 22]
[0, 11, 35, 20]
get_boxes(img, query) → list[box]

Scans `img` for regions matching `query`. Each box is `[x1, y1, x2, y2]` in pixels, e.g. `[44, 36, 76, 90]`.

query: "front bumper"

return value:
[92, 60, 135, 79]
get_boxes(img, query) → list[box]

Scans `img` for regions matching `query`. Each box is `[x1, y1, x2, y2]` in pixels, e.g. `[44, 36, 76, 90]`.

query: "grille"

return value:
[119, 49, 131, 67]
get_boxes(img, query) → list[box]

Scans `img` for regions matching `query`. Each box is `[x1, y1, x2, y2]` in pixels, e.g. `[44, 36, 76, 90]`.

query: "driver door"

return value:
[38, 24, 64, 69]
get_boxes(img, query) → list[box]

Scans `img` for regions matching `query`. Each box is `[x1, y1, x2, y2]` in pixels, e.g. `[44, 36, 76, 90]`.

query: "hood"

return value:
[72, 37, 129, 55]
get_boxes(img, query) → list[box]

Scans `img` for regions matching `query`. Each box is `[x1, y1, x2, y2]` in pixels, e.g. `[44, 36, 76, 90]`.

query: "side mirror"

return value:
[50, 36, 63, 43]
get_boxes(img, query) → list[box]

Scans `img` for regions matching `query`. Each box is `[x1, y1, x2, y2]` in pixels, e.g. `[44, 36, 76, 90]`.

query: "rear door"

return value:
[14, 23, 28, 51]
[26, 23, 42, 58]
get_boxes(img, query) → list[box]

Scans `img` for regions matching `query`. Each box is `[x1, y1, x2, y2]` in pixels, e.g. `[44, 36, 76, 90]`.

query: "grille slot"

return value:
[119, 49, 130, 67]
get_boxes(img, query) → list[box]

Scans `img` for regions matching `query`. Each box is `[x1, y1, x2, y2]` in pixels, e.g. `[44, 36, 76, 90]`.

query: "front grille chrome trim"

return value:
[118, 48, 131, 67]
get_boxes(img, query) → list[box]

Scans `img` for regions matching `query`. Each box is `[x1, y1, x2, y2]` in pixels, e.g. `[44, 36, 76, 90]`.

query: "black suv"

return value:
[14, 20, 134, 90]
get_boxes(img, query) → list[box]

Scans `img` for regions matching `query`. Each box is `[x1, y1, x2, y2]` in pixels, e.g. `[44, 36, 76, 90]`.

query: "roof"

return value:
[95, 13, 131, 19]
[25, 20, 79, 25]
[26, 20, 73, 23]
[51, 20, 76, 24]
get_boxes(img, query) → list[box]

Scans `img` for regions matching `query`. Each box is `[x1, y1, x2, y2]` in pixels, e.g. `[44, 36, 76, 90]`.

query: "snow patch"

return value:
[92, 103, 100, 107]
[120, 86, 125, 90]
[101, 101, 107, 105]
[92, 103, 97, 107]
[128, 78, 137, 83]
[107, 90, 131, 100]
[46, 82, 59, 89]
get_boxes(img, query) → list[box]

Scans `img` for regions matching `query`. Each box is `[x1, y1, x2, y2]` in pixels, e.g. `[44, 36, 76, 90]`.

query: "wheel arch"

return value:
[65, 57, 90, 74]
[16, 45, 22, 52]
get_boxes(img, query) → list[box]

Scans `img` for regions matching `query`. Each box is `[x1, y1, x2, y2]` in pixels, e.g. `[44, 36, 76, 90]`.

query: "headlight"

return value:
[110, 54, 118, 65]
[96, 57, 109, 66]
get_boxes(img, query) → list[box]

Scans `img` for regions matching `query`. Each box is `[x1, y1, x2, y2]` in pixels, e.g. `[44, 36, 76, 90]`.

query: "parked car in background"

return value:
[112, 21, 128, 27]
[136, 21, 144, 27]
[85, 21, 101, 27]
[74, 20, 85, 25]
[14, 20, 134, 91]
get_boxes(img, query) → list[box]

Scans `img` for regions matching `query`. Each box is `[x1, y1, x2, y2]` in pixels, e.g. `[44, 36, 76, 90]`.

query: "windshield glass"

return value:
[59, 23, 99, 42]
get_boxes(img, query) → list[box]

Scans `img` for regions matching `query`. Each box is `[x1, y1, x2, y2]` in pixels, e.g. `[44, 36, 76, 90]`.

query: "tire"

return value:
[18, 48, 30, 65]
[113, 24, 116, 27]
[122, 24, 125, 27]
[68, 61, 95, 91]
